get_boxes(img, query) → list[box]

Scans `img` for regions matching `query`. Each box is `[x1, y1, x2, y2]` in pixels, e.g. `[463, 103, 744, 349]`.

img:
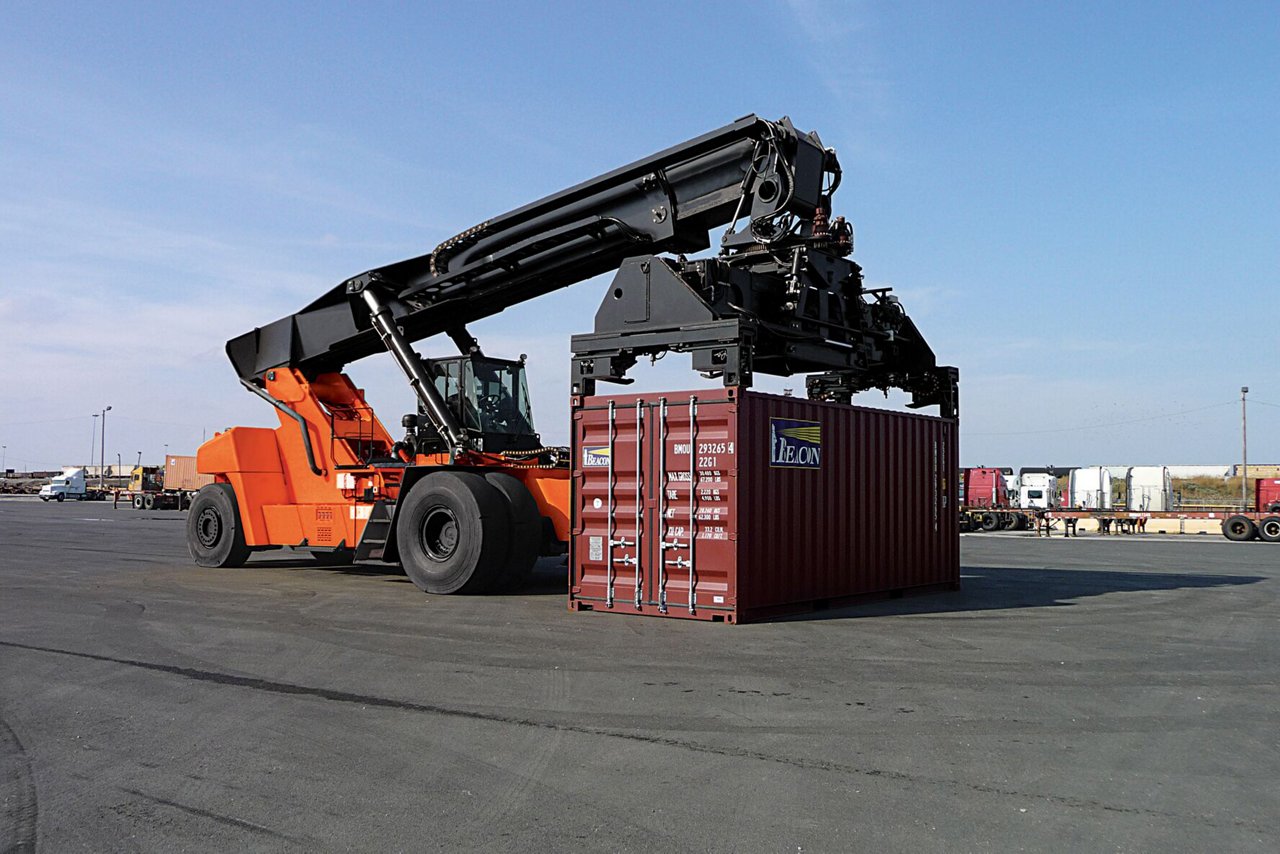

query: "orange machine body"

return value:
[197, 368, 570, 552]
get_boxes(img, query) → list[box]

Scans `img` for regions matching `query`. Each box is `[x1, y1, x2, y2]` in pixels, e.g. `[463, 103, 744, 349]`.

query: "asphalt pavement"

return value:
[1, 499, 1277, 852]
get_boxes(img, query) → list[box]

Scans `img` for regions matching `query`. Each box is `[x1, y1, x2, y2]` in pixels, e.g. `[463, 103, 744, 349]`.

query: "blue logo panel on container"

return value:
[582, 446, 611, 468]
[769, 417, 822, 469]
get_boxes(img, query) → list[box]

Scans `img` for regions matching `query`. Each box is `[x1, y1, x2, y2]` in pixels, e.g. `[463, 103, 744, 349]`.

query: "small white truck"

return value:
[38, 467, 107, 502]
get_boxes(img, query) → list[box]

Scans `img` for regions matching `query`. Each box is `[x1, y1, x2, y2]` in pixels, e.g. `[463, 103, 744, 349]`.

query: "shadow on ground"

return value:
[242, 553, 569, 592]
[785, 565, 1268, 622]
[235, 556, 1266, 618]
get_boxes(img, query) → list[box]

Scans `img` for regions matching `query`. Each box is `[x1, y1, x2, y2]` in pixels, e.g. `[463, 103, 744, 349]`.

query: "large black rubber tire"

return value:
[55, 493, 64, 503]
[132, 494, 144, 510]
[143, 493, 156, 511]
[311, 548, 355, 566]
[1257, 516, 1280, 543]
[187, 484, 252, 567]
[1222, 515, 1257, 542]
[396, 471, 509, 594]
[1000, 514, 1017, 530]
[980, 512, 1001, 532]
[1268, 503, 1280, 514]
[483, 472, 542, 593]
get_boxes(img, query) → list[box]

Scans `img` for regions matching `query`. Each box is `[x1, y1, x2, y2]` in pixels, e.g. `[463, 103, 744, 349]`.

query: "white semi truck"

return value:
[38, 468, 107, 502]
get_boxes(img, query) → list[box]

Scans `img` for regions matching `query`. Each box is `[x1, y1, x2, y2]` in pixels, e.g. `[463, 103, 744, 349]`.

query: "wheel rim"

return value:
[1263, 521, 1280, 539]
[420, 506, 459, 561]
[196, 507, 222, 548]
[1228, 520, 1249, 537]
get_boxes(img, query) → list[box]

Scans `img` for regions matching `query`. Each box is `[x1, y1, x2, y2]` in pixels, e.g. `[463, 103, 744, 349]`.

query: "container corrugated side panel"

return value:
[737, 392, 957, 617]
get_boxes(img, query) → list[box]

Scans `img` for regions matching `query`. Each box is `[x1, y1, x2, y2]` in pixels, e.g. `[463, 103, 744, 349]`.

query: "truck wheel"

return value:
[1268, 503, 1280, 514]
[1000, 514, 1017, 530]
[980, 512, 1000, 532]
[187, 484, 252, 567]
[483, 472, 541, 592]
[1222, 515, 1257, 542]
[56, 493, 64, 503]
[311, 548, 355, 566]
[1257, 516, 1280, 543]
[396, 471, 508, 594]
[132, 494, 144, 510]
[143, 493, 156, 511]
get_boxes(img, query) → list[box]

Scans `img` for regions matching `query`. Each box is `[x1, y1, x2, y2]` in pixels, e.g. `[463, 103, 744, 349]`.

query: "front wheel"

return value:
[187, 484, 251, 567]
[483, 472, 542, 592]
[396, 471, 509, 594]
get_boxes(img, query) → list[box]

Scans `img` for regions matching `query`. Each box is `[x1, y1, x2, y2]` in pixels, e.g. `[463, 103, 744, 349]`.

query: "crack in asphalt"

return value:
[1, 638, 1271, 836]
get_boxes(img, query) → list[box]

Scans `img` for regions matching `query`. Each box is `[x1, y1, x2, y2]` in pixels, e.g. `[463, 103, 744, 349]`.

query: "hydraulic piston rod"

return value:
[360, 287, 469, 455]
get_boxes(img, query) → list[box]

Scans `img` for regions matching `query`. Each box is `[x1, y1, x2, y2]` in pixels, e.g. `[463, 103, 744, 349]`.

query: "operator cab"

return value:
[409, 354, 542, 454]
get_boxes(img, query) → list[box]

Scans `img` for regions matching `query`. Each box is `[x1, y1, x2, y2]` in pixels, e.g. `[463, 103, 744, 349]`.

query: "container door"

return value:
[573, 392, 737, 618]
[649, 394, 736, 616]
[575, 399, 646, 609]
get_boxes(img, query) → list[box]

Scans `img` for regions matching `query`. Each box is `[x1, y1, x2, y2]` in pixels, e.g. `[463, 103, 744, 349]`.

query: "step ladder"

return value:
[355, 500, 395, 561]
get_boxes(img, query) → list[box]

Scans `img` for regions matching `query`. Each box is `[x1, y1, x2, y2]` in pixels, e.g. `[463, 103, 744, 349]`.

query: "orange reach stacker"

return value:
[189, 114, 957, 594]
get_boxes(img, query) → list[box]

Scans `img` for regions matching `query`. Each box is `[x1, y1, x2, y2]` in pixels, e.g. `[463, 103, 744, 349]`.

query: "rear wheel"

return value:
[396, 471, 509, 594]
[980, 512, 1000, 532]
[187, 484, 251, 567]
[143, 493, 156, 510]
[1000, 514, 1017, 530]
[1257, 516, 1280, 543]
[1222, 515, 1257, 542]
[484, 472, 542, 592]
[132, 494, 144, 510]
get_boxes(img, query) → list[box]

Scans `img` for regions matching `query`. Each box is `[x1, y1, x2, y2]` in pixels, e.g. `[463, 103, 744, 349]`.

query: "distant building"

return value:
[1234, 464, 1280, 478]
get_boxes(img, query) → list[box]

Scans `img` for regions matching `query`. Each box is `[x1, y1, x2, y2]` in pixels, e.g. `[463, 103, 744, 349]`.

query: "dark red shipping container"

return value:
[569, 388, 959, 623]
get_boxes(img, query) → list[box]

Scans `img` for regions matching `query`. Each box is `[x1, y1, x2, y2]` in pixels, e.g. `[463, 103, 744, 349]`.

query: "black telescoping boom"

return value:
[226, 114, 956, 434]
[227, 115, 831, 380]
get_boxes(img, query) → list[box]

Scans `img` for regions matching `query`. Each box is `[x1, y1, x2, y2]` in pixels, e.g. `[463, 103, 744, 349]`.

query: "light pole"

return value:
[1241, 386, 1249, 510]
[164, 443, 169, 464]
[116, 453, 121, 477]
[91, 414, 99, 470]
[100, 405, 112, 488]
[136, 450, 142, 468]
[2, 444, 6, 473]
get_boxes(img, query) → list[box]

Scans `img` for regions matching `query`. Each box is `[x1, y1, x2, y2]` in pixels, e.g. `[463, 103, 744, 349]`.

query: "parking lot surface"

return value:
[1, 499, 1277, 851]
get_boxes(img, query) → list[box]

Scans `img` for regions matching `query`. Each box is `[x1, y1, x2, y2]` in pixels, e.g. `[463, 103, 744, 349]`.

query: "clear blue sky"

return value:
[1, 1, 1277, 472]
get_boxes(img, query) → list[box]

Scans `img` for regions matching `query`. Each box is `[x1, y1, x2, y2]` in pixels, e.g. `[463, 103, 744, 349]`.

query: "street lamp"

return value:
[91, 414, 99, 469]
[164, 443, 169, 463]
[1241, 386, 1249, 510]
[100, 405, 112, 488]
[2, 445, 6, 473]
[116, 453, 121, 477]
